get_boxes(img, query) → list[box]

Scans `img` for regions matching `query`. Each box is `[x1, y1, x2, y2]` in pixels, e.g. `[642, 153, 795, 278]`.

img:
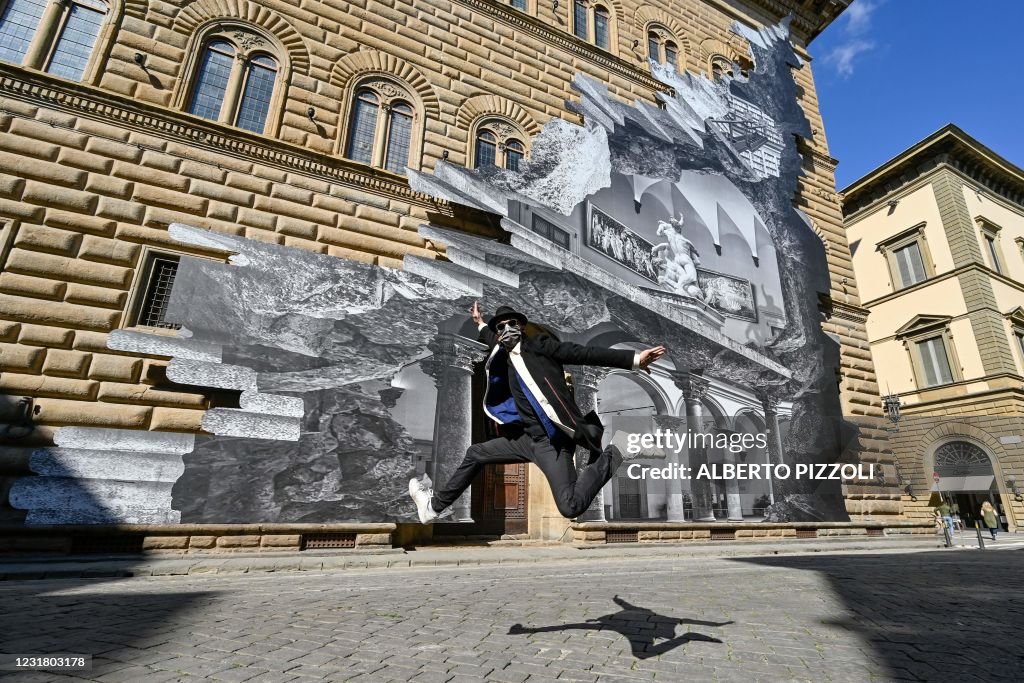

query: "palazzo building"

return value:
[842, 125, 1024, 534]
[0, 0, 920, 551]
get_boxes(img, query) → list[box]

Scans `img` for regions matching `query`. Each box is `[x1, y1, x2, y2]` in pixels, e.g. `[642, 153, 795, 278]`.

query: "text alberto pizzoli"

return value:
[623, 430, 875, 481]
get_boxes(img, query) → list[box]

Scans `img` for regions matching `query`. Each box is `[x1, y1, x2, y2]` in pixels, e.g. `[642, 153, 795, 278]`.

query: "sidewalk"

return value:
[0, 535, 947, 581]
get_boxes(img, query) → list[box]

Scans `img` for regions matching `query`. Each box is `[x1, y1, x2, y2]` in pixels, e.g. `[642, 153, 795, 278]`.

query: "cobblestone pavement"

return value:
[1, 548, 1021, 682]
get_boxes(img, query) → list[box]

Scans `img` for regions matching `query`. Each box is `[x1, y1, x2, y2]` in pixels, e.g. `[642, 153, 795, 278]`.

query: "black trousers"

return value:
[432, 428, 616, 519]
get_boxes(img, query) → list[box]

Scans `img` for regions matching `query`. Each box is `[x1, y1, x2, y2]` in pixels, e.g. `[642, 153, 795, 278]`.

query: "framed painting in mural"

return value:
[697, 268, 757, 321]
[585, 204, 660, 283]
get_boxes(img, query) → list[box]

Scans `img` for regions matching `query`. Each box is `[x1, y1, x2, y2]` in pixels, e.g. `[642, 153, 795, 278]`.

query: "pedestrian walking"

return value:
[980, 501, 1000, 541]
[935, 499, 954, 537]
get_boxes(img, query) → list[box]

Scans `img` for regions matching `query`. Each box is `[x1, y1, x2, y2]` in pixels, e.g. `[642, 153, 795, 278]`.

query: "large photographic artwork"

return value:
[10, 18, 861, 526]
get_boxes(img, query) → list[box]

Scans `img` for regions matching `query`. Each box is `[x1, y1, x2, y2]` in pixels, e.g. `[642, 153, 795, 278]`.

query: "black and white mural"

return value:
[10, 18, 858, 525]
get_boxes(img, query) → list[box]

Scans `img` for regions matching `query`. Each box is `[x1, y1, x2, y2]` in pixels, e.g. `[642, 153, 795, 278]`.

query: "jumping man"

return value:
[409, 302, 667, 523]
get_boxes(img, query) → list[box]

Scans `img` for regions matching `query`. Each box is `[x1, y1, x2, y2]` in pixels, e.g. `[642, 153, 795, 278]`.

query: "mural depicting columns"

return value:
[424, 333, 488, 522]
[721, 433, 745, 521]
[677, 372, 715, 522]
[755, 384, 792, 503]
[568, 365, 612, 522]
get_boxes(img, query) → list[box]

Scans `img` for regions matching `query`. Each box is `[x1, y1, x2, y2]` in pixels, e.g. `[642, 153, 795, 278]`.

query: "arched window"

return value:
[0, 0, 108, 81]
[571, 0, 613, 51]
[593, 5, 610, 49]
[710, 54, 733, 80]
[186, 30, 281, 135]
[471, 118, 529, 172]
[646, 26, 680, 72]
[664, 41, 678, 71]
[343, 78, 418, 176]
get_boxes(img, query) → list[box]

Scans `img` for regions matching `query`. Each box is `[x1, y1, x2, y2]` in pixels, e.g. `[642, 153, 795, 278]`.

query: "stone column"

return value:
[568, 365, 611, 522]
[755, 385, 790, 503]
[678, 372, 715, 522]
[424, 333, 487, 522]
[721, 432, 744, 521]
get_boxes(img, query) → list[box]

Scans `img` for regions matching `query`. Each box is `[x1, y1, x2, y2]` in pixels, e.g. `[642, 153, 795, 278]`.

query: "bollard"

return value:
[975, 521, 986, 550]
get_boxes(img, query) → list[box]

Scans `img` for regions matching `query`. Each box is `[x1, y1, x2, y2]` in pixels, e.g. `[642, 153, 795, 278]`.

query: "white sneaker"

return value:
[408, 477, 440, 524]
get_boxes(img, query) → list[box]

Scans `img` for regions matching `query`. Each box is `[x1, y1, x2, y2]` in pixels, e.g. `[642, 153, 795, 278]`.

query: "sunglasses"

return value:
[495, 320, 521, 332]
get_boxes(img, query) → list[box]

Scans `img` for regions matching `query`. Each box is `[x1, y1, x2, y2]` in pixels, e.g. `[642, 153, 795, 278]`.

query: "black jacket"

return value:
[478, 325, 637, 453]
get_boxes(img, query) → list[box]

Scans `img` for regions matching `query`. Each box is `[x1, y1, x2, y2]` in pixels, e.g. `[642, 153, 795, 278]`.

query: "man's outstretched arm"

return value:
[534, 336, 667, 374]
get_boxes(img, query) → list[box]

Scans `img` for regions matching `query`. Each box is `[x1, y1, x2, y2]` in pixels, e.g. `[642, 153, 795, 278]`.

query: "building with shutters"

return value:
[0, 0, 929, 552]
[842, 125, 1024, 533]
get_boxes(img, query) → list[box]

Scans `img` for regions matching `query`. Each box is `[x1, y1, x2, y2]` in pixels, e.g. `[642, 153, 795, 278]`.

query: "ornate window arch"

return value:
[0, 0, 117, 83]
[341, 76, 421, 176]
[645, 24, 680, 71]
[571, 0, 616, 52]
[708, 52, 753, 80]
[933, 441, 995, 478]
[176, 23, 288, 136]
[470, 116, 529, 171]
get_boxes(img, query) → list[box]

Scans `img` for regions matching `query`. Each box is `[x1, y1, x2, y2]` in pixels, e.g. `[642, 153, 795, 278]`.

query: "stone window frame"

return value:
[975, 216, 1006, 275]
[644, 23, 681, 71]
[875, 222, 935, 291]
[1016, 236, 1024, 263]
[570, 0, 618, 54]
[122, 247, 185, 332]
[468, 115, 530, 171]
[0, 0, 119, 84]
[337, 74, 425, 177]
[894, 314, 963, 390]
[174, 21, 289, 138]
[1006, 307, 1024, 375]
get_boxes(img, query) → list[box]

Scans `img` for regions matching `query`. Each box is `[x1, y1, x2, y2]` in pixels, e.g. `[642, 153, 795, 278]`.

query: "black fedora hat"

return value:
[487, 305, 529, 332]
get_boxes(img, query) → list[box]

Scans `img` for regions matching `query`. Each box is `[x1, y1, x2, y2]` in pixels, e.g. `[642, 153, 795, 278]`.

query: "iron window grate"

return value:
[301, 533, 357, 550]
[605, 530, 638, 544]
[137, 255, 181, 329]
[796, 529, 818, 539]
[867, 528, 884, 537]
[711, 529, 735, 541]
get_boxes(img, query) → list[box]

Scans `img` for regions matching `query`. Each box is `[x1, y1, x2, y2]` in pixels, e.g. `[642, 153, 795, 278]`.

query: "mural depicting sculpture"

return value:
[653, 215, 704, 301]
[10, 17, 859, 526]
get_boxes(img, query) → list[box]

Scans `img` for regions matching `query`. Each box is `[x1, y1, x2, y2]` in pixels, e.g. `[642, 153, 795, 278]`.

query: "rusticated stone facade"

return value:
[1, 0, 910, 535]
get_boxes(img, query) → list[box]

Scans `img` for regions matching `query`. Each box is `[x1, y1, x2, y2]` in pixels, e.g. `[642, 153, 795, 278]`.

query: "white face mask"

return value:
[496, 321, 522, 349]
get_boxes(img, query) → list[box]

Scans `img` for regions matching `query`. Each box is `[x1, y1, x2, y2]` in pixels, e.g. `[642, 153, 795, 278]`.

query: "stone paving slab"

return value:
[0, 545, 1019, 682]
[0, 536, 949, 582]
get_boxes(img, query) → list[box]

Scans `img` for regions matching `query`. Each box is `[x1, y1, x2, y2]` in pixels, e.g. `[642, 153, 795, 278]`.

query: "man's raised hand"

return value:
[638, 345, 667, 373]
[470, 301, 484, 326]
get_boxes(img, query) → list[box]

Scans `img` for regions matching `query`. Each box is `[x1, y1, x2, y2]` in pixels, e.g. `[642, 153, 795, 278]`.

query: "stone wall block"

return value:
[88, 354, 143, 382]
[201, 409, 300, 440]
[0, 342, 45, 373]
[12, 225, 81, 256]
[0, 374, 98, 400]
[133, 184, 209, 216]
[18, 324, 73, 348]
[43, 210, 118, 237]
[0, 272, 67, 300]
[149, 407, 206, 432]
[5, 250, 132, 288]
[65, 283, 129, 309]
[106, 329, 222, 362]
[41, 349, 90, 378]
[98, 382, 207, 408]
[54, 425, 194, 453]
[78, 236, 141, 266]
[32, 398, 151, 428]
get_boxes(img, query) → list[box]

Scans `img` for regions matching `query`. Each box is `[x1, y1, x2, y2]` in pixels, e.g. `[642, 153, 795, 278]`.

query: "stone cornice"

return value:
[460, 0, 667, 93]
[841, 125, 1024, 216]
[0, 64, 447, 210]
[861, 262, 1024, 310]
[829, 300, 869, 323]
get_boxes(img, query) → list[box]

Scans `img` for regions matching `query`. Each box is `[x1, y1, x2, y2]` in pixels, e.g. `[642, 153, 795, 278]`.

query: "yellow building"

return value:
[0, 0, 924, 550]
[843, 125, 1024, 533]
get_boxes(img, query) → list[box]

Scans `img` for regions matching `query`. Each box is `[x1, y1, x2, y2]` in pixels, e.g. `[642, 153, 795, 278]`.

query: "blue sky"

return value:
[811, 0, 1024, 190]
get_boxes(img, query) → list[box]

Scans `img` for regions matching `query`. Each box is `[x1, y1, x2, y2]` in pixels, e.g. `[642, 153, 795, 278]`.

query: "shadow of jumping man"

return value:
[509, 595, 732, 659]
